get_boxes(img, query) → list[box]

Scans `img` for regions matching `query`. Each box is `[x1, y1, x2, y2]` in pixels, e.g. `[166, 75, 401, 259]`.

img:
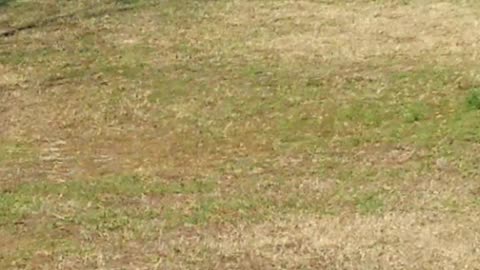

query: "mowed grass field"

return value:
[1, 0, 480, 269]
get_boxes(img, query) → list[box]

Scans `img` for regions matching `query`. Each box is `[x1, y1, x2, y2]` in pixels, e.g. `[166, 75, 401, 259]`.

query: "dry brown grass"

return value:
[225, 1, 480, 64]
[184, 213, 480, 269]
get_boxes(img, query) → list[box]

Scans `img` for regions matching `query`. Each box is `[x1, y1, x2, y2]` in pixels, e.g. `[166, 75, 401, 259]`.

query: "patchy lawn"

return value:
[1, 0, 480, 269]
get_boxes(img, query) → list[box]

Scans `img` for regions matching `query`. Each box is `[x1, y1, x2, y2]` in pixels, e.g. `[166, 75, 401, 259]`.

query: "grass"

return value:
[0, 0, 12, 7]
[0, 141, 34, 164]
[2, 0, 480, 269]
[466, 88, 480, 111]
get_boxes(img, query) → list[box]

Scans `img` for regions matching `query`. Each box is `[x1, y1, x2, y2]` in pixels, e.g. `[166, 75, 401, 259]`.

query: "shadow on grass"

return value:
[0, 0, 14, 7]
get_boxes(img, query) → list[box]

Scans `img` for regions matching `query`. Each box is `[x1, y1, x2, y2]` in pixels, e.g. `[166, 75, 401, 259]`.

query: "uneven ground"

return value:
[1, 0, 480, 269]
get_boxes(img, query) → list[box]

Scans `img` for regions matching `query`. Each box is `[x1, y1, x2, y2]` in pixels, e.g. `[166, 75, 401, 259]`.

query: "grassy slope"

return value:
[1, 0, 480, 269]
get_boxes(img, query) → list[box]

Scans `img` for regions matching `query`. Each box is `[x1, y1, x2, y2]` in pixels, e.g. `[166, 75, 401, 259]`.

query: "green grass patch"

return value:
[355, 193, 385, 215]
[466, 88, 480, 111]
[0, 175, 217, 227]
[0, 141, 35, 164]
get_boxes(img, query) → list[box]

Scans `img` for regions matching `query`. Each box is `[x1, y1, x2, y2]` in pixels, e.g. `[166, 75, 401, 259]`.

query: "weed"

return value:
[356, 193, 384, 215]
[466, 88, 480, 110]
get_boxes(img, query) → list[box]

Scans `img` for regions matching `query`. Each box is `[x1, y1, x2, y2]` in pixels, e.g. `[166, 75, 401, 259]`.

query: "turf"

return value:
[1, 0, 480, 269]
